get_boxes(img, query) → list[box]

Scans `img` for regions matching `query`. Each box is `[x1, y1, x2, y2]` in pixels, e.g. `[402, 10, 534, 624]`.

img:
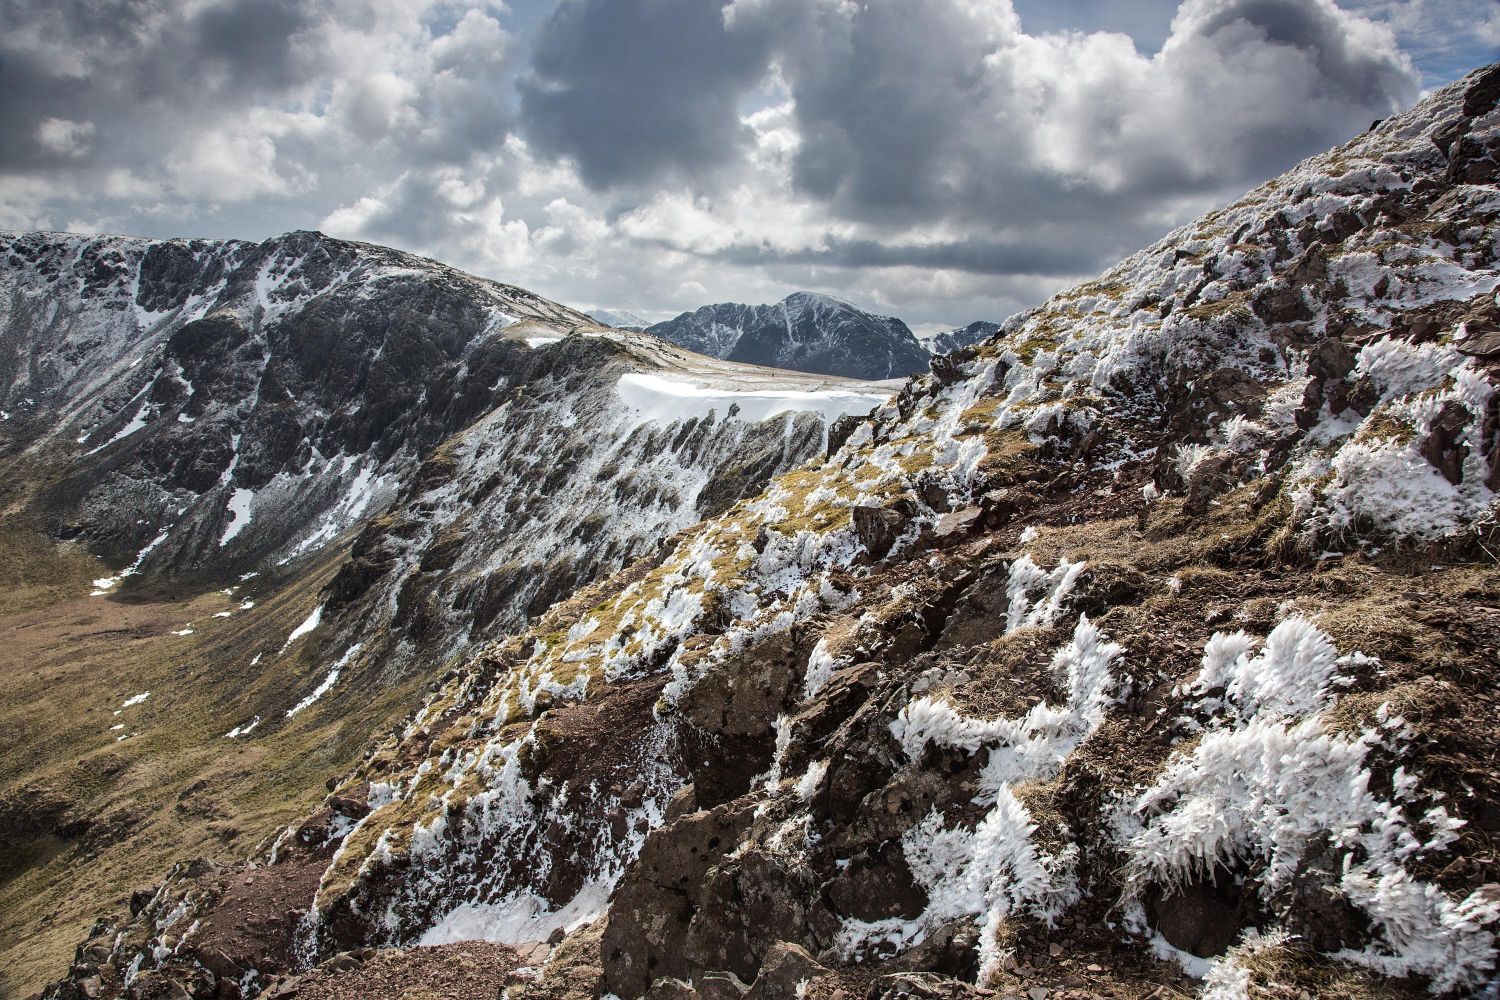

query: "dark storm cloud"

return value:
[517, 0, 775, 188]
[716, 0, 1418, 229]
[741, 0, 1015, 223]
[1193, 0, 1392, 77]
[710, 237, 1113, 278]
[1167, 0, 1421, 179]
[0, 0, 319, 171]
[178, 0, 316, 92]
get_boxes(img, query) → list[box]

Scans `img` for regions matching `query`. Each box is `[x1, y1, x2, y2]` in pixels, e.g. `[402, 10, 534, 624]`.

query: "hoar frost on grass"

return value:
[843, 615, 1124, 983]
[1197, 929, 1292, 1000]
[1120, 617, 1500, 993]
[802, 638, 844, 700]
[1192, 333, 1500, 546]
[1285, 337, 1498, 546]
[316, 721, 684, 950]
[1004, 556, 1086, 633]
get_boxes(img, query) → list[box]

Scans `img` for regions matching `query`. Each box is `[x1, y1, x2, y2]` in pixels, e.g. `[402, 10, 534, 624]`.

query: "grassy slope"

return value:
[0, 518, 426, 998]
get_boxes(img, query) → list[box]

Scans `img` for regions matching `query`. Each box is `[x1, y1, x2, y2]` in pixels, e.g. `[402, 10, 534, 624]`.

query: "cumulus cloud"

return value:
[1341, 0, 1500, 87]
[35, 118, 95, 159]
[718, 0, 1416, 227]
[0, 0, 1488, 331]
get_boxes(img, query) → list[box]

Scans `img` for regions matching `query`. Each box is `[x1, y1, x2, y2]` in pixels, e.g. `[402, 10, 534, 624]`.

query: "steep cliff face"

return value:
[1, 228, 592, 583]
[646, 292, 931, 380]
[41, 65, 1500, 1000]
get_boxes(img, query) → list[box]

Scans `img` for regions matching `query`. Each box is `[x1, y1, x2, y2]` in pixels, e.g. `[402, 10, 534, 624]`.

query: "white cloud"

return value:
[35, 118, 96, 158]
[166, 114, 316, 202]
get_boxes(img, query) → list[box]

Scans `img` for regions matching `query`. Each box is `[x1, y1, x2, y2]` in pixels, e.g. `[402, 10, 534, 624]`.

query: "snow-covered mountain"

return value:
[2, 229, 593, 582]
[646, 291, 931, 380]
[587, 308, 651, 330]
[923, 320, 1000, 355]
[29, 62, 1500, 1000]
[1, 230, 887, 639]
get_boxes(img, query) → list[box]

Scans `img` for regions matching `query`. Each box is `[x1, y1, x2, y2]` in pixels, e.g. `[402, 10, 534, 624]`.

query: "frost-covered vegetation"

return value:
[295, 65, 1500, 990]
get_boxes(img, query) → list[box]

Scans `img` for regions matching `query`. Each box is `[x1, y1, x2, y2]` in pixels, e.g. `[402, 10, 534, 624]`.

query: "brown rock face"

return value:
[602, 800, 758, 998]
[852, 505, 909, 560]
[741, 942, 830, 1000]
[676, 633, 802, 809]
[934, 507, 983, 542]
[826, 841, 927, 923]
[1418, 400, 1472, 485]
[1145, 879, 1258, 958]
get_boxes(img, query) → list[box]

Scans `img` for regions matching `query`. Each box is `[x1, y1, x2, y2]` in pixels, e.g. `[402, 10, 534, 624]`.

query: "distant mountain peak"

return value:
[588, 308, 651, 330]
[924, 319, 1001, 355]
[781, 290, 856, 309]
[646, 290, 930, 380]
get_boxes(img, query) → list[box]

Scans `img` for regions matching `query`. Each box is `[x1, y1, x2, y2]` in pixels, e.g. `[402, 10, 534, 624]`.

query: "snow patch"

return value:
[91, 528, 171, 594]
[225, 717, 262, 739]
[418, 882, 608, 947]
[281, 605, 324, 653]
[220, 488, 255, 546]
[614, 371, 888, 430]
[286, 643, 362, 718]
[1004, 556, 1086, 633]
[803, 638, 842, 699]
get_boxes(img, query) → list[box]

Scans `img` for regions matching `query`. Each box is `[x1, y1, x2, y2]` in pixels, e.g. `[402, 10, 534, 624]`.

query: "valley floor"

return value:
[0, 524, 424, 999]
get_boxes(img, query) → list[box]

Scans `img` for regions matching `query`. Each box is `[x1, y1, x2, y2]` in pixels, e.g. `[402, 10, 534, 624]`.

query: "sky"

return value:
[1, 0, 1497, 333]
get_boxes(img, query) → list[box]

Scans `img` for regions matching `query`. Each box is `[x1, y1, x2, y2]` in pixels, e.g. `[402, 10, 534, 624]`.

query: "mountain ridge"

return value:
[23, 61, 1500, 1000]
[587, 309, 652, 330]
[923, 320, 1000, 356]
